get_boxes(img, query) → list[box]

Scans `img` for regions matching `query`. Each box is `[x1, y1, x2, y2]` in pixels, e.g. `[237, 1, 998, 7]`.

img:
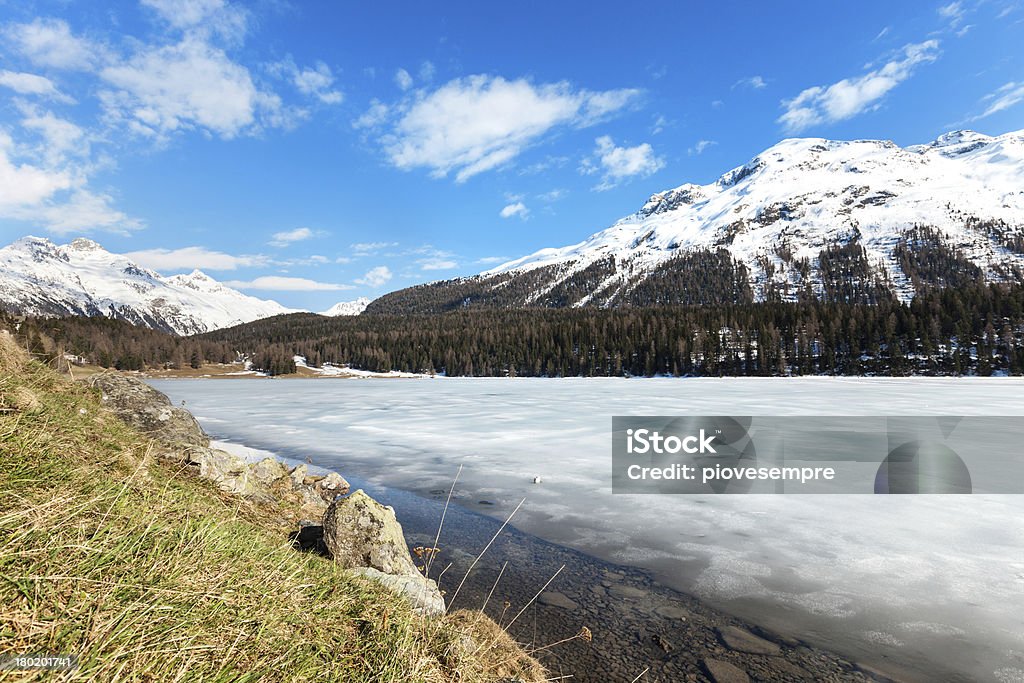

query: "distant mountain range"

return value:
[4, 129, 1024, 333]
[368, 129, 1024, 314]
[0, 237, 368, 335]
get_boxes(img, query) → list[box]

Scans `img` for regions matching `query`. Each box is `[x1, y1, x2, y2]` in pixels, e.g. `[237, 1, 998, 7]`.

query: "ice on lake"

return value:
[150, 377, 1024, 682]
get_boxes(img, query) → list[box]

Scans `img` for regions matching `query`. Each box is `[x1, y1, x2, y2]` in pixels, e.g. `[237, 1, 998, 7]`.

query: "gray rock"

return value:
[289, 464, 308, 487]
[86, 372, 208, 447]
[537, 591, 578, 610]
[351, 567, 445, 616]
[703, 658, 750, 683]
[250, 457, 289, 485]
[654, 604, 690, 620]
[315, 471, 350, 500]
[717, 626, 782, 656]
[187, 448, 260, 496]
[608, 585, 647, 600]
[322, 489, 419, 577]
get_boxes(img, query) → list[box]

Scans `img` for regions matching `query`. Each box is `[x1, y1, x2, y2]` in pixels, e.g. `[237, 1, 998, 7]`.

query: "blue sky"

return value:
[0, 0, 1022, 309]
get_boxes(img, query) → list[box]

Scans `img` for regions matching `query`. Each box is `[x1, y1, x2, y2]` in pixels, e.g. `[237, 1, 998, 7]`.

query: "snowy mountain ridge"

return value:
[368, 128, 1024, 313]
[320, 297, 372, 316]
[0, 236, 296, 335]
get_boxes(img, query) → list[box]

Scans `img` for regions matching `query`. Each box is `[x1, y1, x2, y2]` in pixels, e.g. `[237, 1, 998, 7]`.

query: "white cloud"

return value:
[733, 75, 767, 90]
[20, 109, 88, 166]
[0, 133, 73, 210]
[369, 75, 641, 182]
[537, 188, 566, 202]
[971, 81, 1024, 120]
[582, 136, 665, 191]
[355, 265, 393, 287]
[778, 40, 940, 133]
[419, 258, 457, 270]
[269, 58, 342, 105]
[410, 246, 458, 270]
[353, 99, 390, 129]
[475, 255, 508, 265]
[500, 201, 529, 219]
[224, 275, 354, 291]
[0, 132, 137, 234]
[0, 70, 74, 102]
[126, 246, 268, 271]
[419, 61, 436, 82]
[269, 227, 319, 247]
[100, 36, 285, 139]
[140, 0, 248, 41]
[689, 139, 717, 155]
[2, 18, 101, 70]
[351, 241, 397, 255]
[395, 68, 413, 91]
[938, 1, 966, 26]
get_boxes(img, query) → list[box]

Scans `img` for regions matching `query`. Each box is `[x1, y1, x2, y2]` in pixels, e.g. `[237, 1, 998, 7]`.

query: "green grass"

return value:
[0, 335, 546, 682]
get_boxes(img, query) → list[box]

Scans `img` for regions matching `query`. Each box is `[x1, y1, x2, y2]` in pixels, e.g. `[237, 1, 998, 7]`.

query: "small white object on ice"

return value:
[532, 476, 542, 484]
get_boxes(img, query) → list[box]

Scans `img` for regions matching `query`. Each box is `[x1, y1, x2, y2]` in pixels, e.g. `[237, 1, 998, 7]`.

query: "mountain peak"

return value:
[67, 238, 105, 252]
[321, 297, 372, 316]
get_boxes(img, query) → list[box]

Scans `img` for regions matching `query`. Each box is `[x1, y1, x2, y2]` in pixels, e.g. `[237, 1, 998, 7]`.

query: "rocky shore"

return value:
[85, 371, 447, 617]
[90, 370, 917, 682]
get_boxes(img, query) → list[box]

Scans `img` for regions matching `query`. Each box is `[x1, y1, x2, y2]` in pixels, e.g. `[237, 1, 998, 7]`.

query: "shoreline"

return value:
[214, 436, 939, 682]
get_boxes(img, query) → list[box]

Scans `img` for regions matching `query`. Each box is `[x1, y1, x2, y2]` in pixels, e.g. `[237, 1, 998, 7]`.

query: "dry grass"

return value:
[0, 333, 547, 682]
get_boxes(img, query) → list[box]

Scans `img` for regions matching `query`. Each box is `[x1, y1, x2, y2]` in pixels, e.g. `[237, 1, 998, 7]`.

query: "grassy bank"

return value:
[0, 333, 545, 682]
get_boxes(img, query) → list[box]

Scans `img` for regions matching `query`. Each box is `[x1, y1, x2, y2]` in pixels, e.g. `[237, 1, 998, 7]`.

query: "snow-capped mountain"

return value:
[0, 236, 295, 335]
[320, 297, 372, 316]
[368, 129, 1024, 313]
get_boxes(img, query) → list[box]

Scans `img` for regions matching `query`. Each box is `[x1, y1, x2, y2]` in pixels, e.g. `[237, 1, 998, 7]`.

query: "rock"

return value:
[751, 625, 801, 647]
[322, 489, 419, 577]
[288, 464, 308, 487]
[315, 471, 350, 500]
[86, 372, 208, 447]
[351, 566, 445, 616]
[654, 604, 690, 620]
[703, 658, 750, 683]
[608, 585, 647, 600]
[187, 448, 262, 496]
[250, 457, 289, 485]
[717, 626, 782, 656]
[537, 591, 578, 610]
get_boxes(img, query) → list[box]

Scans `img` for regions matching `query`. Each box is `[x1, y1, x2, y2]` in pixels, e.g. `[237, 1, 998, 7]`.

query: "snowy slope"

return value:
[370, 129, 1024, 313]
[320, 297, 371, 316]
[0, 236, 295, 335]
[487, 129, 1024, 303]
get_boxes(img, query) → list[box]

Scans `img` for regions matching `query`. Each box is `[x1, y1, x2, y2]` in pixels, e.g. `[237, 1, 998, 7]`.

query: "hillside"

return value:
[368, 129, 1024, 314]
[0, 332, 545, 681]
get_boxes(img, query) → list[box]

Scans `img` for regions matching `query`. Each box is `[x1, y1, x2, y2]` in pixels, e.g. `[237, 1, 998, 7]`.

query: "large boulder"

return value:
[322, 490, 419, 576]
[351, 567, 445, 616]
[85, 372, 208, 447]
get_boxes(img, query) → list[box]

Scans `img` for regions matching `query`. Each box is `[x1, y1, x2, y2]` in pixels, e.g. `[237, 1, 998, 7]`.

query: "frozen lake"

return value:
[150, 377, 1024, 683]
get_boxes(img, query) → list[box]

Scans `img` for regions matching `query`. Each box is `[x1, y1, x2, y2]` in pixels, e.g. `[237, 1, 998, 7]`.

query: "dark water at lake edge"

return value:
[248, 446, 950, 682]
